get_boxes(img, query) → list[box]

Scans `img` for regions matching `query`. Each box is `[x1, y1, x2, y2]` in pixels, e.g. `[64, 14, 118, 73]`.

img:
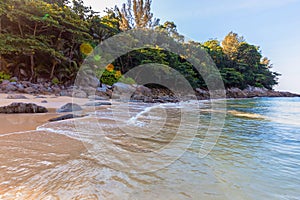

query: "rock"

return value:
[0, 103, 48, 113]
[84, 102, 112, 107]
[131, 94, 146, 101]
[73, 90, 87, 98]
[36, 77, 48, 83]
[195, 88, 210, 99]
[4, 84, 17, 92]
[1, 80, 10, 85]
[76, 74, 100, 88]
[59, 90, 73, 97]
[81, 86, 96, 96]
[89, 76, 100, 88]
[35, 95, 47, 99]
[134, 85, 152, 96]
[41, 100, 48, 103]
[10, 77, 18, 82]
[131, 85, 153, 102]
[57, 103, 83, 113]
[49, 114, 87, 122]
[226, 88, 247, 98]
[112, 82, 136, 101]
[144, 96, 154, 103]
[88, 95, 109, 101]
[16, 83, 25, 92]
[24, 87, 35, 94]
[97, 84, 110, 92]
[7, 94, 28, 99]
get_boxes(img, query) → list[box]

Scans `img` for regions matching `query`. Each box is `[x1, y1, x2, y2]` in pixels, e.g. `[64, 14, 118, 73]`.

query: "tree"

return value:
[0, 0, 92, 81]
[221, 32, 244, 60]
[203, 39, 226, 68]
[115, 0, 159, 30]
[156, 21, 184, 42]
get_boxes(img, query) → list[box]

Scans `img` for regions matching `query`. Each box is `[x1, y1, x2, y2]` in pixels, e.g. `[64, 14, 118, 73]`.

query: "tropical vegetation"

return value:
[0, 0, 280, 89]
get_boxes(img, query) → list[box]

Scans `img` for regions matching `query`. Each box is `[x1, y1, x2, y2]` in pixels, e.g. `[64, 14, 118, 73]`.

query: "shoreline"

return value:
[0, 86, 299, 135]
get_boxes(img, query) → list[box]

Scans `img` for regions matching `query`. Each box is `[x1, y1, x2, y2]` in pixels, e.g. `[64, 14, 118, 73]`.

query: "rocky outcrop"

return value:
[195, 86, 300, 99]
[57, 103, 82, 113]
[0, 103, 48, 113]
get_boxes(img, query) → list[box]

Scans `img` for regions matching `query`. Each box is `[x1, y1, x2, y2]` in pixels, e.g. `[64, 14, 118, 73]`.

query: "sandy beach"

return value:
[0, 93, 93, 134]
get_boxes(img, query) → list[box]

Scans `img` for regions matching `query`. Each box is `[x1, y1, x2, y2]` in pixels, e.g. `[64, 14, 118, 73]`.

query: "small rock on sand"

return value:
[57, 103, 83, 113]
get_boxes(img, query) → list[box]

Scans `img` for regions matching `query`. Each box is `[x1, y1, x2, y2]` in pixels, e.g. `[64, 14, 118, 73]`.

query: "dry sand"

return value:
[0, 93, 93, 134]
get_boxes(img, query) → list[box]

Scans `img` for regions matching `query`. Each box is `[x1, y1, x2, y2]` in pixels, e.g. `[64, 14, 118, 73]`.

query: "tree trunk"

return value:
[18, 22, 23, 37]
[50, 60, 57, 79]
[29, 54, 34, 81]
[33, 22, 37, 37]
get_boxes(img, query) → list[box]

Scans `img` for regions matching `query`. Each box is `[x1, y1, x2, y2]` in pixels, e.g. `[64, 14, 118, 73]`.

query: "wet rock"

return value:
[7, 94, 28, 99]
[57, 103, 82, 113]
[0, 103, 48, 113]
[49, 114, 87, 122]
[35, 95, 47, 99]
[88, 95, 109, 101]
[84, 102, 112, 107]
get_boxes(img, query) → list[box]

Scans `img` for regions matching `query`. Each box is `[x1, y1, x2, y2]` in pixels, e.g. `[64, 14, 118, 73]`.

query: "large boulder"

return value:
[57, 103, 83, 113]
[112, 82, 136, 100]
[0, 103, 48, 113]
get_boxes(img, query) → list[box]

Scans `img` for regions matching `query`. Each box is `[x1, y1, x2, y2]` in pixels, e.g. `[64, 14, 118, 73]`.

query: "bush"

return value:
[119, 76, 136, 85]
[96, 64, 126, 86]
[52, 77, 60, 85]
[0, 71, 11, 83]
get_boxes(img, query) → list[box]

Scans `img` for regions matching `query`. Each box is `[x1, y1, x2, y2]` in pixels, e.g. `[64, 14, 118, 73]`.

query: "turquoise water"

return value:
[204, 97, 300, 199]
[1, 97, 299, 199]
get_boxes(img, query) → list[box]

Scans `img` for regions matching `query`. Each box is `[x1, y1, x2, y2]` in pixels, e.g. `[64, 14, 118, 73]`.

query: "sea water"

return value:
[0, 97, 299, 199]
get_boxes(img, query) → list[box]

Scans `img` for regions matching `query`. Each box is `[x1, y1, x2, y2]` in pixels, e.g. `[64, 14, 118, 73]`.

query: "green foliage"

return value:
[100, 70, 119, 86]
[0, 0, 280, 90]
[96, 66, 122, 86]
[119, 76, 136, 85]
[51, 77, 60, 85]
[0, 71, 11, 82]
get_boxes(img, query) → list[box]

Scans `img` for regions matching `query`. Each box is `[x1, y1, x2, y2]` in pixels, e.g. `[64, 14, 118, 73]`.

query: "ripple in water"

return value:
[0, 98, 299, 199]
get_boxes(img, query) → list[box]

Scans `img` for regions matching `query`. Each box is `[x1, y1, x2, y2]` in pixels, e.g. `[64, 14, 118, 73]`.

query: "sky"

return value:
[83, 0, 300, 93]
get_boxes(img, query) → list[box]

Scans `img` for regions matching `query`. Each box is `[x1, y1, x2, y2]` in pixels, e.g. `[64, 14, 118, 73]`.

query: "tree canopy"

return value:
[0, 0, 280, 89]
